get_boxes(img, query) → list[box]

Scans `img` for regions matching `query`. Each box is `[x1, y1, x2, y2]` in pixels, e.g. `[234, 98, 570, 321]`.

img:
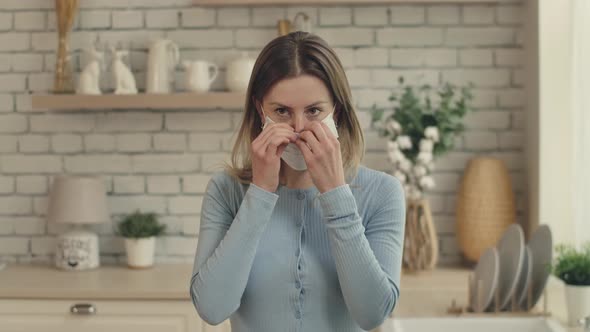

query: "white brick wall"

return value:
[217, 8, 250, 27]
[319, 8, 351, 26]
[14, 12, 46, 31]
[0, 2, 525, 266]
[112, 10, 144, 29]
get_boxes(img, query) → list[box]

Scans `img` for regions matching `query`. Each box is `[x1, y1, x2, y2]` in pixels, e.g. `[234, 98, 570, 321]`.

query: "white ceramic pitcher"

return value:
[225, 52, 256, 93]
[146, 39, 179, 93]
[183, 60, 218, 93]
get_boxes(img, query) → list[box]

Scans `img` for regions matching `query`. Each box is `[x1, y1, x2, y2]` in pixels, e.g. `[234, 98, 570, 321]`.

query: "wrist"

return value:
[252, 181, 276, 193]
[319, 182, 346, 194]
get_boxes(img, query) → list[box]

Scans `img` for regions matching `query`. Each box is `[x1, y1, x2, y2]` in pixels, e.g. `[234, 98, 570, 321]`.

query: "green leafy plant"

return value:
[116, 209, 166, 239]
[369, 76, 474, 199]
[550, 242, 590, 286]
[371, 76, 474, 162]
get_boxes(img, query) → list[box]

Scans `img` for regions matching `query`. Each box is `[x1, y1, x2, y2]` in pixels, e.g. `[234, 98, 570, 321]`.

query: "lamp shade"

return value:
[47, 174, 110, 225]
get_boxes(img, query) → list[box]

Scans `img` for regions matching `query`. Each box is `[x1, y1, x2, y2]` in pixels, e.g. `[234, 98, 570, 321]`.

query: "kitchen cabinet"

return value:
[0, 299, 225, 332]
[0, 264, 231, 332]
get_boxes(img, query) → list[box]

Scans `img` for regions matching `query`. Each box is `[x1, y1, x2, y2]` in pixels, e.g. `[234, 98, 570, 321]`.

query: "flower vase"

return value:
[53, 0, 79, 93]
[455, 157, 516, 264]
[403, 198, 439, 271]
[54, 37, 75, 93]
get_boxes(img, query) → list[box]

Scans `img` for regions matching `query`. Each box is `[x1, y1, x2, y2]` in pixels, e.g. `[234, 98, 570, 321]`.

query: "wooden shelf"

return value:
[30, 92, 246, 111]
[194, 0, 518, 5]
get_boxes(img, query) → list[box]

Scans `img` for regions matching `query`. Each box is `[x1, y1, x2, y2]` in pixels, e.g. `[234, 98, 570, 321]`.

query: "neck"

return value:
[279, 161, 314, 189]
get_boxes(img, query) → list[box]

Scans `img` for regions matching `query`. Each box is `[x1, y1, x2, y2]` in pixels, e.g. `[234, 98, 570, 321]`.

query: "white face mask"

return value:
[261, 104, 339, 171]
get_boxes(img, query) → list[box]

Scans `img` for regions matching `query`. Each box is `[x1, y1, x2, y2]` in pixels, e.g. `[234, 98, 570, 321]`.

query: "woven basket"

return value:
[455, 157, 516, 263]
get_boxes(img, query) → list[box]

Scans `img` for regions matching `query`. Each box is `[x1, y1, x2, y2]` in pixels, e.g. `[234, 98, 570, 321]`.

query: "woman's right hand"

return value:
[251, 122, 298, 192]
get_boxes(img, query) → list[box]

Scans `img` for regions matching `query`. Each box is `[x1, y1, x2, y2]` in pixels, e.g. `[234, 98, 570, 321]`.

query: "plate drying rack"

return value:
[446, 273, 550, 317]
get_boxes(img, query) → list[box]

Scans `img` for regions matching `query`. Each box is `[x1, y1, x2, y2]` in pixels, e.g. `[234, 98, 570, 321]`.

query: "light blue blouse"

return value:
[190, 165, 406, 331]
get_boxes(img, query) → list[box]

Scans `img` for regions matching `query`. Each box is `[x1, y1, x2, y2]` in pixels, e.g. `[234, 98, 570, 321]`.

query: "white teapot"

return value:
[183, 60, 218, 93]
[225, 52, 255, 93]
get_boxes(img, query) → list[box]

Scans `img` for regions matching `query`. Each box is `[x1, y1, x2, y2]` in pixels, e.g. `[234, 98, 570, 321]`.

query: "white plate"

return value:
[469, 247, 499, 312]
[495, 223, 525, 310]
[524, 224, 553, 311]
[516, 246, 533, 308]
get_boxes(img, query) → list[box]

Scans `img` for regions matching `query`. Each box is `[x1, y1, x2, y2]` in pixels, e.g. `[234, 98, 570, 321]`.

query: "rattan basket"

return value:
[455, 157, 516, 263]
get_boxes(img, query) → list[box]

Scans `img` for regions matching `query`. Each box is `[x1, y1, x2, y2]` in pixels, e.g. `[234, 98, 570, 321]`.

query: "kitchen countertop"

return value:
[0, 263, 581, 331]
[0, 263, 193, 300]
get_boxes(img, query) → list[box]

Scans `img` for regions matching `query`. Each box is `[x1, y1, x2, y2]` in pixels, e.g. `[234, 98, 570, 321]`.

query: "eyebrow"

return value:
[268, 101, 328, 109]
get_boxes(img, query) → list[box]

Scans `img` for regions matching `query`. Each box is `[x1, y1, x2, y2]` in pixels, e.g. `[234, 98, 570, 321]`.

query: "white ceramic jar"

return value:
[225, 52, 255, 93]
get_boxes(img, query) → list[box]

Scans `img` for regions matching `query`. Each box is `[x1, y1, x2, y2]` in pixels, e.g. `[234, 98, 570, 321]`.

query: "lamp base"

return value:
[55, 229, 100, 271]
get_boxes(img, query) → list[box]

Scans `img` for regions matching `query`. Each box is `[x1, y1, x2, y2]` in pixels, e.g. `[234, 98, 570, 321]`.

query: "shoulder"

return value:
[205, 170, 249, 216]
[209, 169, 233, 186]
[207, 169, 244, 196]
[353, 165, 404, 198]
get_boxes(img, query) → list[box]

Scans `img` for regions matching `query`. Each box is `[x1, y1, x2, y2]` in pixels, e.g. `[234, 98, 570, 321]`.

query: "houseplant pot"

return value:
[116, 209, 166, 269]
[550, 242, 590, 326]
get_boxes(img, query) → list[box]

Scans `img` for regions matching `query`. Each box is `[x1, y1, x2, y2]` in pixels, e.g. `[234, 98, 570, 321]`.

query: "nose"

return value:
[292, 113, 307, 133]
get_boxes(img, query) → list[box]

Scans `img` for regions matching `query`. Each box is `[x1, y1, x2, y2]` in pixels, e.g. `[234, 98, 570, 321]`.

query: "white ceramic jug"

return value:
[183, 60, 218, 93]
[146, 39, 179, 93]
[225, 52, 256, 93]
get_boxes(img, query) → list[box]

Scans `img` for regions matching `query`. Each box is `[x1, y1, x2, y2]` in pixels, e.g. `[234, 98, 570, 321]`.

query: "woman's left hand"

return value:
[294, 121, 346, 194]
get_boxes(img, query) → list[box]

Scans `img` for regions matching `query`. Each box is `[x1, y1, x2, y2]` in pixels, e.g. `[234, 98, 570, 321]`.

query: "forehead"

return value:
[264, 74, 332, 107]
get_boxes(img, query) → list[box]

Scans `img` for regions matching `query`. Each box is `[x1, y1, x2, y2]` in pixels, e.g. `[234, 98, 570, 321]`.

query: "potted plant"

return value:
[370, 77, 474, 271]
[550, 242, 590, 326]
[116, 209, 166, 269]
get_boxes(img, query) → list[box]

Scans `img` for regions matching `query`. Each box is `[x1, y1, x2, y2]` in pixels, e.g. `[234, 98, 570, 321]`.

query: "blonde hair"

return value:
[222, 31, 365, 185]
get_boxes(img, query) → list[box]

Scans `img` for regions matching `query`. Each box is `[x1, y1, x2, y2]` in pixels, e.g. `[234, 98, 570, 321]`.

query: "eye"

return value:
[306, 107, 322, 116]
[274, 108, 289, 116]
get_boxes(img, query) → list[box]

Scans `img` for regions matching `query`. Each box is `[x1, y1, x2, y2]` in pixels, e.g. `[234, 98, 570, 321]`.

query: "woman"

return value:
[190, 31, 406, 332]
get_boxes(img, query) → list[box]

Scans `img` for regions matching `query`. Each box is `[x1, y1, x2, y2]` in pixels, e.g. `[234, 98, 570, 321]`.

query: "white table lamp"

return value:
[47, 175, 110, 271]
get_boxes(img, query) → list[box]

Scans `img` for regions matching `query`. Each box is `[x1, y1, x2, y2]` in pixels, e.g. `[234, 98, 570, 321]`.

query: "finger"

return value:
[298, 130, 321, 155]
[253, 127, 285, 159]
[256, 125, 296, 149]
[254, 121, 280, 144]
[305, 121, 329, 143]
[260, 128, 298, 152]
[276, 143, 288, 157]
[293, 138, 313, 166]
[266, 136, 290, 157]
[320, 121, 337, 140]
[255, 121, 295, 143]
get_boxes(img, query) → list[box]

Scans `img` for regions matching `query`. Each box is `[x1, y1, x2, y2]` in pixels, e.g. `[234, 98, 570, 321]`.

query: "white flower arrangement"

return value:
[386, 121, 439, 200]
[372, 78, 474, 200]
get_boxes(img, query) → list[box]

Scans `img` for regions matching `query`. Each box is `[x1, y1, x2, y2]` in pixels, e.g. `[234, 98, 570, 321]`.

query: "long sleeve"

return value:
[317, 175, 406, 331]
[189, 175, 279, 325]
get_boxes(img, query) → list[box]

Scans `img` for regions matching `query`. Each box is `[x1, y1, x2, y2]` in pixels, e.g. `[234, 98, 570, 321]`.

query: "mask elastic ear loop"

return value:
[260, 105, 266, 129]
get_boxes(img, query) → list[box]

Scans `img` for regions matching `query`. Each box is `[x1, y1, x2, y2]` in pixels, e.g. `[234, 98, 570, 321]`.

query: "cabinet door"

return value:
[0, 299, 202, 332]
